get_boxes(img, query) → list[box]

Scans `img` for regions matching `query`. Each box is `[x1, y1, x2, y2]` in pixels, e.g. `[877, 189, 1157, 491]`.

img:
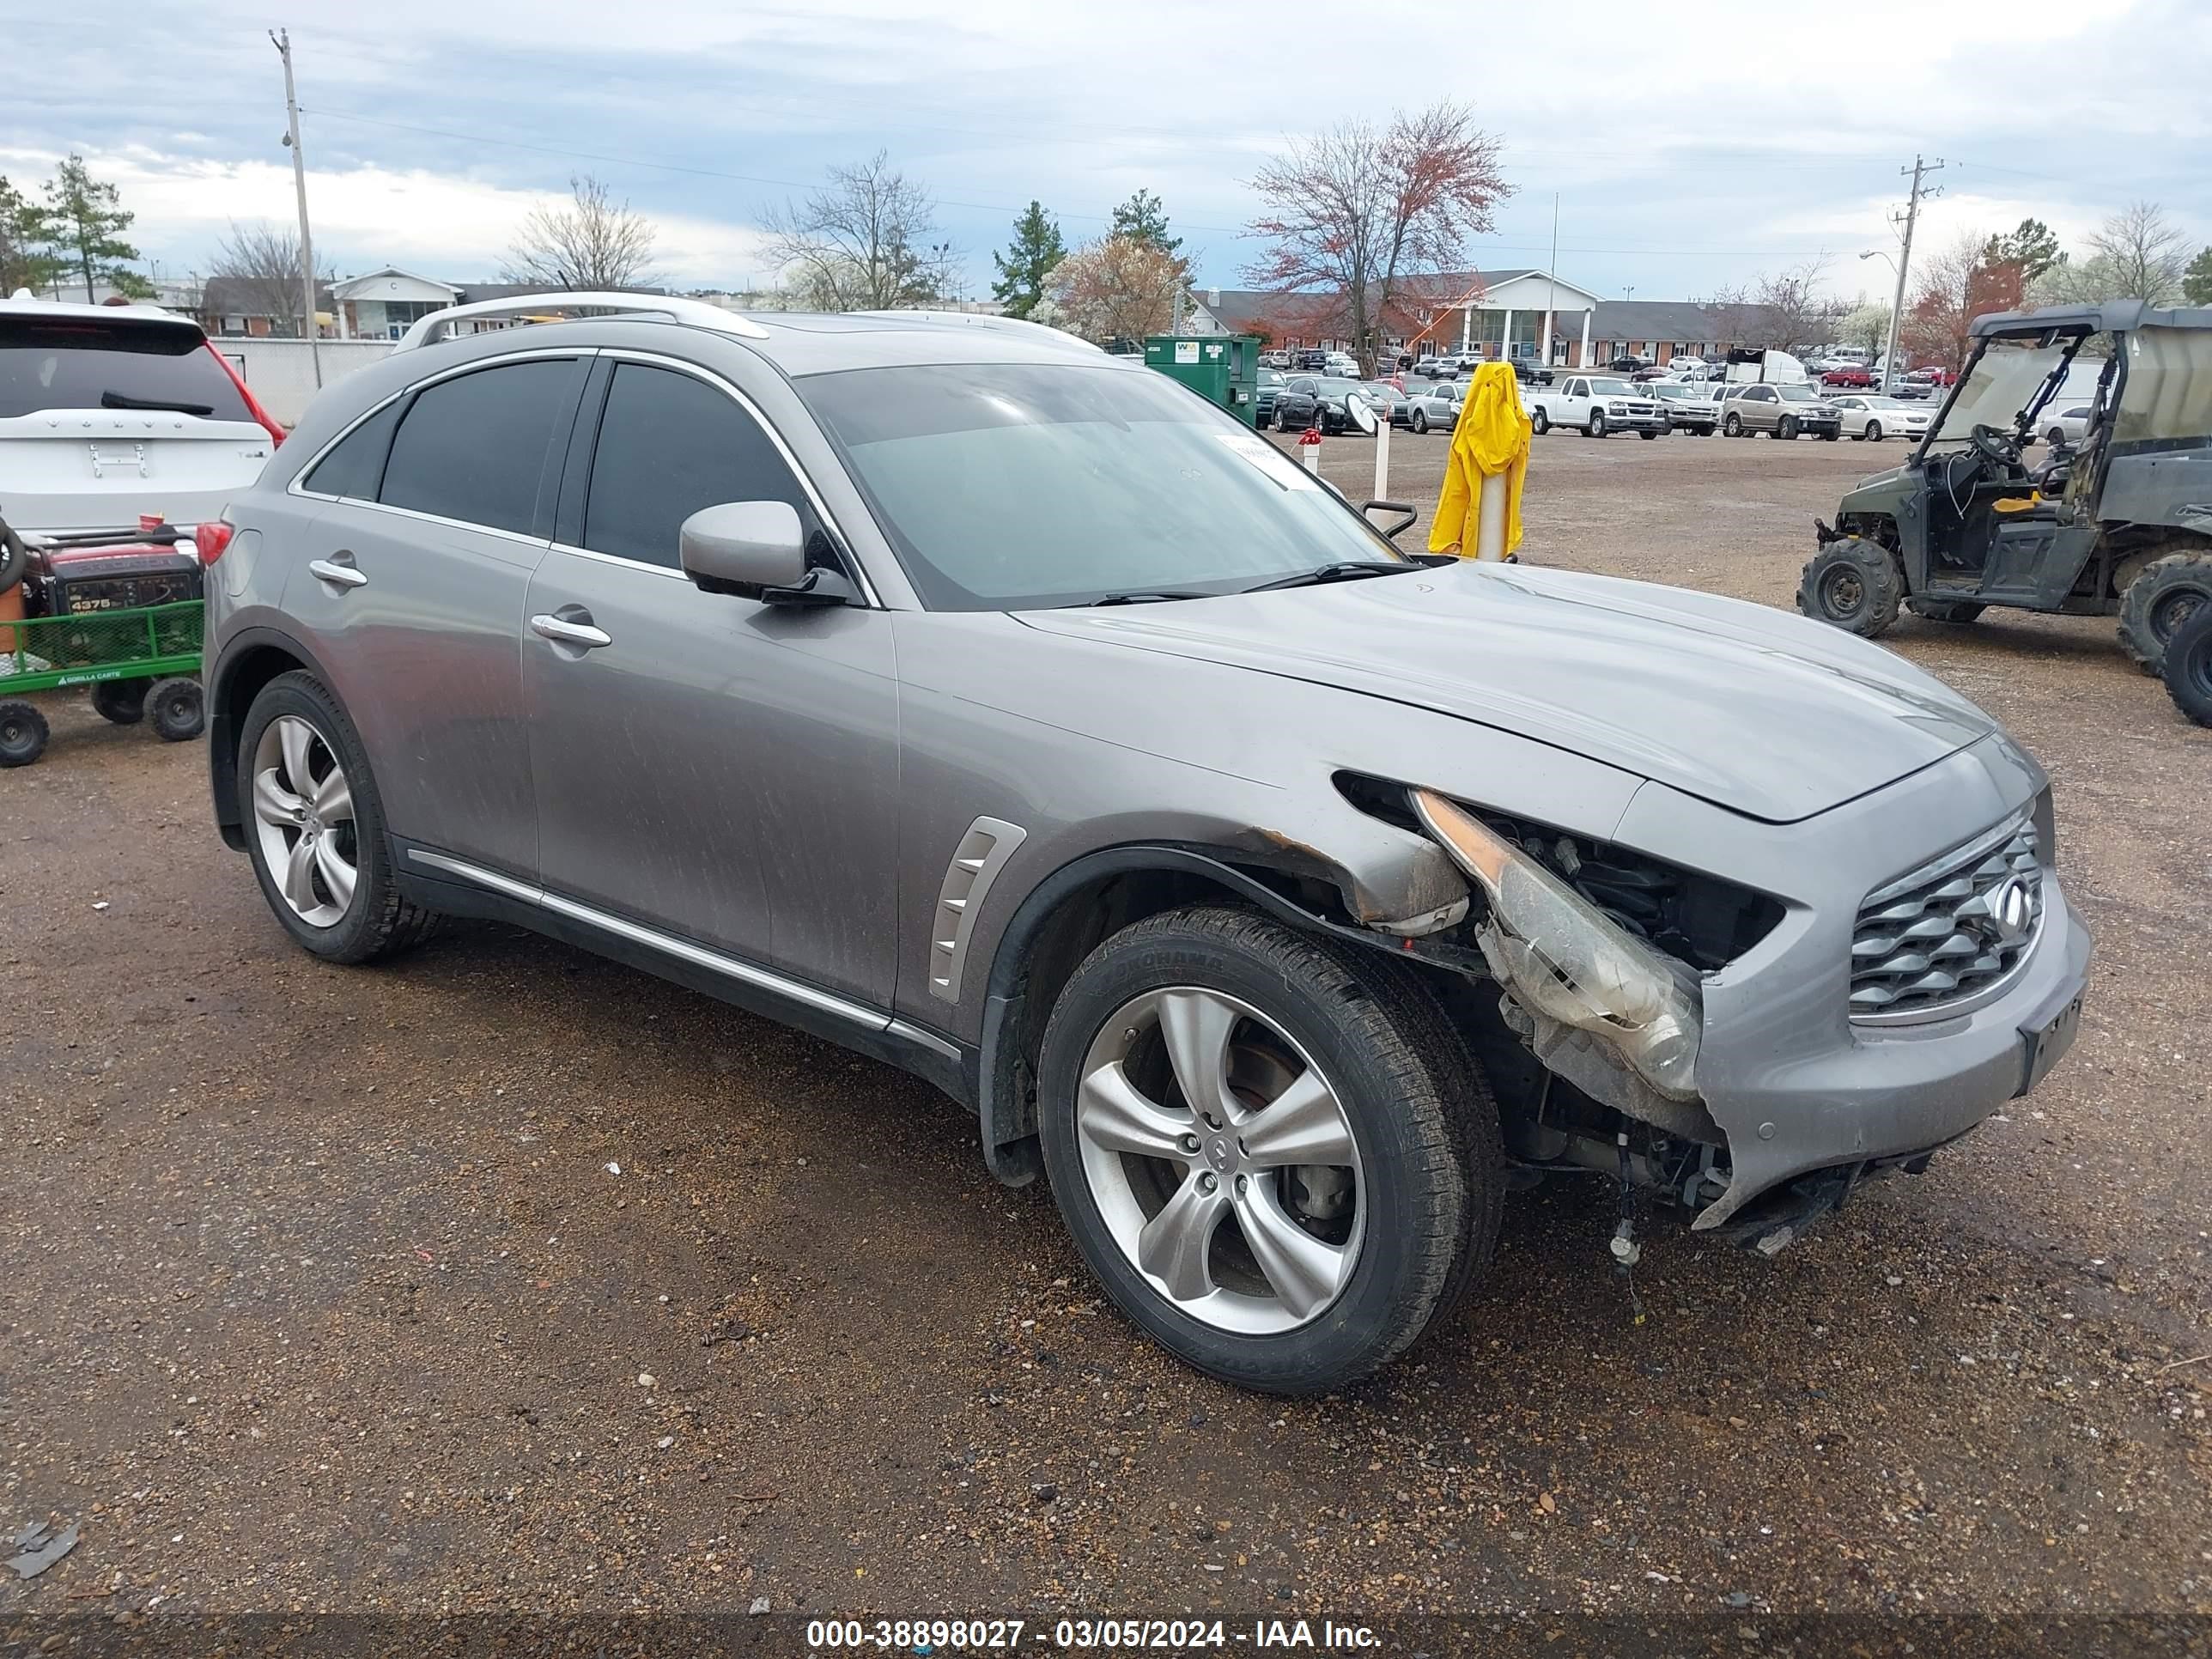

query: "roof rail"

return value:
[394, 291, 770, 351]
[848, 309, 1104, 352]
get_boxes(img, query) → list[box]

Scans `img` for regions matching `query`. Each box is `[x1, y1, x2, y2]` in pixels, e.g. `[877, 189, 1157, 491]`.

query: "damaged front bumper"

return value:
[1398, 734, 2094, 1237]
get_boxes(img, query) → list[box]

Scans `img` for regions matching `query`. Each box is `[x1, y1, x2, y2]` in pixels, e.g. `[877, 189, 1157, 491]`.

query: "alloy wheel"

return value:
[251, 714, 359, 927]
[1073, 987, 1364, 1335]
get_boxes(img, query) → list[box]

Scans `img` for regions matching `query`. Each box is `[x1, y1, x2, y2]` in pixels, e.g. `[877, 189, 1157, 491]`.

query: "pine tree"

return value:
[0, 174, 62, 296]
[2185, 246, 2212, 307]
[1980, 218, 2064, 284]
[991, 201, 1066, 319]
[42, 154, 148, 301]
[1109, 190, 1182, 257]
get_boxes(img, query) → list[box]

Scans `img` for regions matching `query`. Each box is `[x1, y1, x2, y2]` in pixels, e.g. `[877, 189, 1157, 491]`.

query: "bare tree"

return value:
[1899, 229, 1992, 371]
[210, 220, 332, 337]
[1045, 235, 1189, 344]
[1244, 101, 1510, 374]
[764, 152, 959, 312]
[2086, 200, 2189, 305]
[1751, 257, 1846, 353]
[503, 173, 661, 291]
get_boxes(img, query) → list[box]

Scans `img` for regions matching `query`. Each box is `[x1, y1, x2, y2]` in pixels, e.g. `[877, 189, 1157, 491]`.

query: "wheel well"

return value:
[975, 849, 1379, 1184]
[209, 642, 307, 847]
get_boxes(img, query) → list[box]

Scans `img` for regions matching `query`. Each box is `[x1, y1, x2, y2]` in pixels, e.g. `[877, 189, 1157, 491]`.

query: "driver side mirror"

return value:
[680, 501, 860, 611]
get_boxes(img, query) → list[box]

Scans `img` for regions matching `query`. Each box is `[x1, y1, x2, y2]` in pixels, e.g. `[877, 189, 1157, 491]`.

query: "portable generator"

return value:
[23, 542, 205, 620]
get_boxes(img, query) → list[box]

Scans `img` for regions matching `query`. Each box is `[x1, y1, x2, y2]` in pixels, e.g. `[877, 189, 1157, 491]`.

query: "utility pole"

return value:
[271, 28, 323, 386]
[1881, 155, 1943, 391]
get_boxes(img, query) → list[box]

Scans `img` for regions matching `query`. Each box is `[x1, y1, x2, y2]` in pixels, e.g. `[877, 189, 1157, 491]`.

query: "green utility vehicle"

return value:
[1802, 301, 2212, 672]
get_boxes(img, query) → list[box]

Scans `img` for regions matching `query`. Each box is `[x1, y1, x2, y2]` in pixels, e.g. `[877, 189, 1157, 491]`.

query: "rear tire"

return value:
[1798, 538, 1904, 637]
[236, 670, 441, 964]
[1035, 907, 1499, 1395]
[0, 699, 48, 768]
[92, 678, 151, 725]
[2117, 548, 2212, 674]
[2162, 603, 2212, 728]
[146, 677, 204, 742]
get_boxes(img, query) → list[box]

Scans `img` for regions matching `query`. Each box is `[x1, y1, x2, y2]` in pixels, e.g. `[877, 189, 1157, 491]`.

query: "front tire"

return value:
[1036, 908, 1499, 1395]
[1778, 415, 1800, 441]
[1723, 411, 1743, 437]
[1529, 407, 1549, 435]
[1411, 408, 1429, 434]
[236, 670, 440, 963]
[2117, 548, 2212, 674]
[1866, 421, 1883, 441]
[1798, 538, 1904, 637]
[1586, 410, 1607, 438]
[0, 699, 48, 768]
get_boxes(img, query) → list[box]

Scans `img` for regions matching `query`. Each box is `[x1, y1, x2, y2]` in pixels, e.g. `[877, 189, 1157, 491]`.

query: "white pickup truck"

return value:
[1525, 373, 1668, 439]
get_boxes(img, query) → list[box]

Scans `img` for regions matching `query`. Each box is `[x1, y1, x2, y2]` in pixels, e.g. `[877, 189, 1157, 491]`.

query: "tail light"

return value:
[194, 520, 236, 566]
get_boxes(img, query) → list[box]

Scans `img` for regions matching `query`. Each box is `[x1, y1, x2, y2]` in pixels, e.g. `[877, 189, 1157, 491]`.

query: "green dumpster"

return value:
[1144, 334, 1261, 427]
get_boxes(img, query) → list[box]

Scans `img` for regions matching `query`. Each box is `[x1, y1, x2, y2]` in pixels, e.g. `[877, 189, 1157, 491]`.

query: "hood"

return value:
[1015, 562, 1995, 823]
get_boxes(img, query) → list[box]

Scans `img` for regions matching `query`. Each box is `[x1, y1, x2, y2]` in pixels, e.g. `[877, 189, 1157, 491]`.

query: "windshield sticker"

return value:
[1216, 431, 1321, 489]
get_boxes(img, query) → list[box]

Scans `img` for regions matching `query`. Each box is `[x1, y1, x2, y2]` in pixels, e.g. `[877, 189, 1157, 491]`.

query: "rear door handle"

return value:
[308, 555, 367, 590]
[529, 611, 612, 649]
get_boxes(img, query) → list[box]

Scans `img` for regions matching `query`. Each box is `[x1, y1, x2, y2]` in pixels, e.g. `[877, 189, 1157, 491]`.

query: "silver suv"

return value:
[1720, 381, 1844, 441]
[204, 295, 2091, 1395]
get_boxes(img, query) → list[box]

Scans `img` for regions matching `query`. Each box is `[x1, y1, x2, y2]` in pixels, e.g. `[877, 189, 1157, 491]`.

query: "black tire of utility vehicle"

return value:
[1529, 407, 1549, 435]
[2162, 603, 2212, 728]
[91, 678, 151, 725]
[146, 677, 204, 742]
[0, 699, 48, 768]
[1035, 907, 1498, 1396]
[1798, 538, 1904, 637]
[0, 520, 28, 594]
[2117, 549, 2212, 675]
[236, 670, 441, 964]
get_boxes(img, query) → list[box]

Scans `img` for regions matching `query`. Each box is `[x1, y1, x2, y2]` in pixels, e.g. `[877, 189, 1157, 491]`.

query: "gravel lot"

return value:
[3, 427, 2207, 1648]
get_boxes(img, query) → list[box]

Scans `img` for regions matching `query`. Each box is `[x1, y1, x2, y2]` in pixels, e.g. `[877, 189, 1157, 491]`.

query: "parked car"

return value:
[1606, 354, 1650, 373]
[1645, 380, 1719, 434]
[1273, 375, 1374, 434]
[1413, 356, 1453, 379]
[204, 293, 2092, 1395]
[1323, 352, 1362, 380]
[1820, 362, 1873, 388]
[1905, 366, 1957, 389]
[0, 295, 286, 534]
[1826, 393, 1932, 443]
[1719, 381, 1843, 440]
[2039, 401, 2093, 447]
[1356, 381, 1401, 419]
[1664, 356, 1715, 380]
[1255, 368, 1287, 426]
[1510, 359, 1555, 386]
[1258, 351, 1291, 371]
[1294, 349, 1329, 372]
[1525, 374, 1668, 438]
[1401, 378, 1466, 434]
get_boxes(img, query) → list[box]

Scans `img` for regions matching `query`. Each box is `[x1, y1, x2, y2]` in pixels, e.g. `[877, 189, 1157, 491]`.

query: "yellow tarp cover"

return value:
[1430, 361, 1533, 557]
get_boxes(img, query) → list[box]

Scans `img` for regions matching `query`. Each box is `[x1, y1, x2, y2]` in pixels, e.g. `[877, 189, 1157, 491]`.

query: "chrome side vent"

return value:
[927, 817, 1027, 1004]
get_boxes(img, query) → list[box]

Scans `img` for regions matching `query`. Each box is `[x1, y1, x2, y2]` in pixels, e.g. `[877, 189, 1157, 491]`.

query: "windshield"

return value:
[1650, 384, 1695, 399]
[1778, 385, 1820, 402]
[0, 316, 253, 422]
[799, 362, 1404, 611]
[1589, 378, 1633, 396]
[1927, 337, 2075, 447]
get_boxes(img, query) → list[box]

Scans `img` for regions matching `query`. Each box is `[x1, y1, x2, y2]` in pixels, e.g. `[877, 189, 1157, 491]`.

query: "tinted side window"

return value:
[301, 399, 401, 499]
[380, 359, 576, 535]
[581, 363, 810, 569]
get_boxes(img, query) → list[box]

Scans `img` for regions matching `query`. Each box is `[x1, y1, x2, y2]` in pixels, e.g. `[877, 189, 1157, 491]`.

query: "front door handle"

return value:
[529, 611, 612, 649]
[307, 555, 367, 590]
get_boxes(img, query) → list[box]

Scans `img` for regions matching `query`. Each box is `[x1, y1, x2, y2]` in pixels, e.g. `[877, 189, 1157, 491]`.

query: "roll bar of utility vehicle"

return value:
[392, 291, 772, 351]
[1968, 300, 2212, 340]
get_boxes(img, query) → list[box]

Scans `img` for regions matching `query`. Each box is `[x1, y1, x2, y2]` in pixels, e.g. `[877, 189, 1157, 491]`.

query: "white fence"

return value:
[209, 338, 393, 428]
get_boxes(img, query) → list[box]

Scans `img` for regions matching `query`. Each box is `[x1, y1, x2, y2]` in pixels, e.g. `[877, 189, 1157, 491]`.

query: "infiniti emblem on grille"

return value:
[1986, 875, 2034, 946]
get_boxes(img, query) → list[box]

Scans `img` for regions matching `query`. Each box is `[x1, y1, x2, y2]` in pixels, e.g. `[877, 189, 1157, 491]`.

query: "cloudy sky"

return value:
[7, 0, 2208, 305]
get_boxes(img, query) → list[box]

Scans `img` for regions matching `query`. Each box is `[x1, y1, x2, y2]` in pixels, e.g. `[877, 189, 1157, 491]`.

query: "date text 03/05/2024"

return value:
[803, 1616, 1384, 1650]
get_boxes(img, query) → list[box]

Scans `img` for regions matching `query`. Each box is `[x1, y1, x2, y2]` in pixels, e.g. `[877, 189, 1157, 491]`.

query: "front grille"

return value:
[1850, 816, 2043, 1019]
